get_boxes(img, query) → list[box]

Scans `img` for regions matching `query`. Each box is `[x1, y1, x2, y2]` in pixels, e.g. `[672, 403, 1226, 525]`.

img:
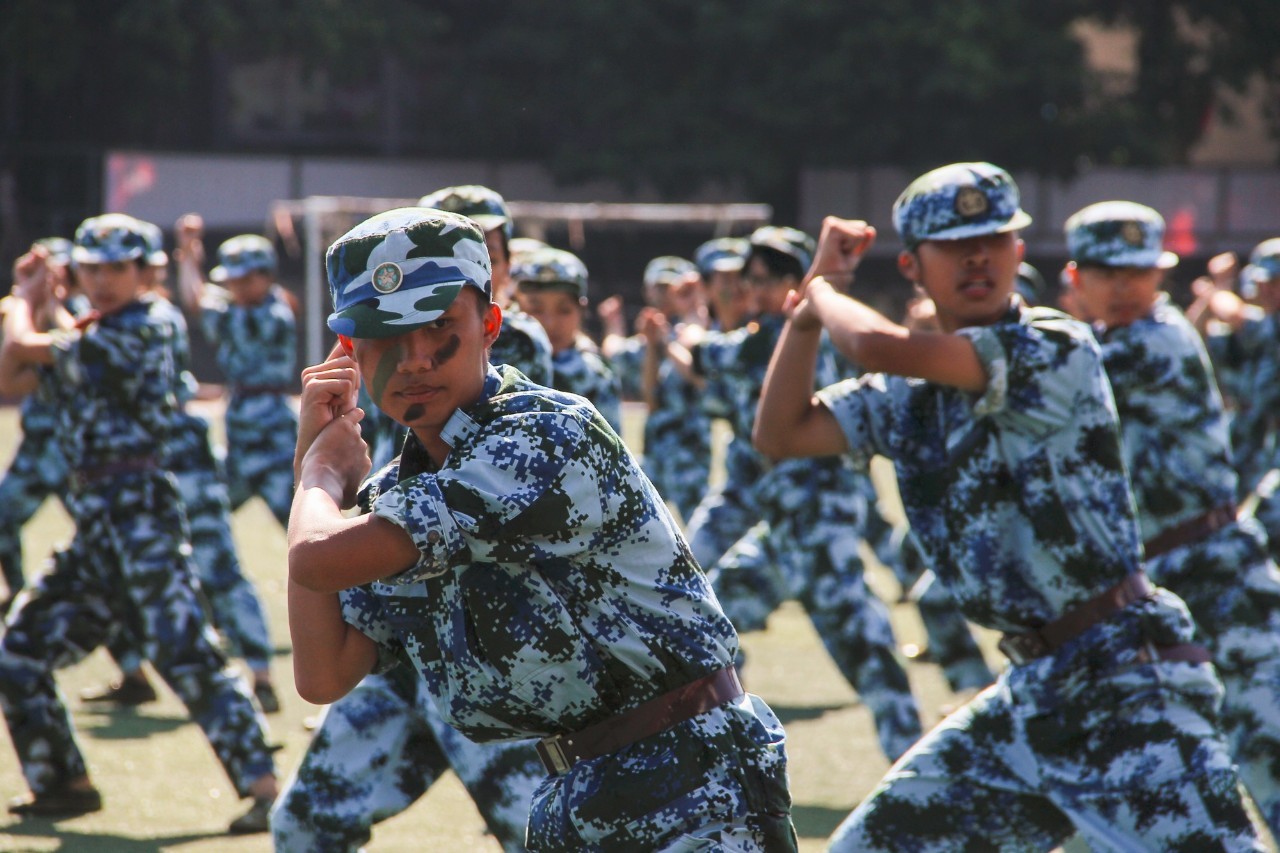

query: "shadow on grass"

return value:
[0, 822, 224, 851]
[768, 700, 857, 726]
[77, 711, 189, 740]
[791, 802, 851, 840]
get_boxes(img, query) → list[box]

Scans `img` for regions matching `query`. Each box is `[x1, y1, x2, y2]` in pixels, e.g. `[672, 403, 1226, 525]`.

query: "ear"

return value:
[1064, 262, 1082, 292]
[483, 302, 503, 346]
[337, 334, 354, 356]
[897, 250, 920, 284]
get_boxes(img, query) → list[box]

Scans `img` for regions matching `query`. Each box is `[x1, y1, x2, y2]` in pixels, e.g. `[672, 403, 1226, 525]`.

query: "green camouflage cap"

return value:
[511, 246, 589, 299]
[508, 237, 548, 261]
[71, 214, 153, 265]
[327, 207, 492, 340]
[694, 237, 749, 276]
[1242, 238, 1280, 287]
[211, 234, 278, 282]
[35, 237, 73, 267]
[749, 226, 816, 272]
[417, 185, 513, 241]
[1064, 201, 1178, 269]
[643, 255, 696, 288]
[137, 221, 169, 267]
[893, 162, 1032, 249]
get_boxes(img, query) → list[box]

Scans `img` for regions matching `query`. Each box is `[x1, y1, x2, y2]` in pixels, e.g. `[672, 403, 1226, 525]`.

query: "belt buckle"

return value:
[537, 736, 571, 776]
[998, 632, 1049, 666]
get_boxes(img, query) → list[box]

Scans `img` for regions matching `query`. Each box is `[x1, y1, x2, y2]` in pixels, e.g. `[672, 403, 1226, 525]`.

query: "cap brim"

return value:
[922, 210, 1033, 245]
[705, 257, 745, 273]
[71, 246, 145, 265]
[1155, 251, 1179, 270]
[468, 214, 509, 233]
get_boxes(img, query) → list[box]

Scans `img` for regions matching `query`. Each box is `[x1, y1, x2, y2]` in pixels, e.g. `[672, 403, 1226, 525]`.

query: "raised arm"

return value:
[173, 213, 208, 315]
[803, 217, 988, 392]
[0, 250, 57, 397]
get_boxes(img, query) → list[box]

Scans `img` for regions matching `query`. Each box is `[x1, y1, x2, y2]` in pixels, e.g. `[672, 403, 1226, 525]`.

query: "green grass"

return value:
[0, 402, 1270, 851]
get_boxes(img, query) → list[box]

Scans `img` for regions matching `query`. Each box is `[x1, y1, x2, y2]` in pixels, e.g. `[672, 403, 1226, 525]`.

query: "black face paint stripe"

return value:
[434, 333, 461, 365]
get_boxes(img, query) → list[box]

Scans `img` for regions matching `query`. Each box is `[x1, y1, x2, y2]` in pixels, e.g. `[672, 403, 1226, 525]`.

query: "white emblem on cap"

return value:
[372, 261, 403, 293]
[1120, 221, 1145, 247]
[954, 186, 990, 218]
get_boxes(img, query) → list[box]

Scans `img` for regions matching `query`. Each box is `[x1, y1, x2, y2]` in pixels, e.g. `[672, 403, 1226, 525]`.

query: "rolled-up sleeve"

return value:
[372, 474, 467, 584]
[816, 373, 893, 470]
[338, 585, 404, 673]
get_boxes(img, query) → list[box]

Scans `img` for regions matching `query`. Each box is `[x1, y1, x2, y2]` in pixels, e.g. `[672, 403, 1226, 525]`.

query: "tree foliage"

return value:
[2, 0, 1276, 201]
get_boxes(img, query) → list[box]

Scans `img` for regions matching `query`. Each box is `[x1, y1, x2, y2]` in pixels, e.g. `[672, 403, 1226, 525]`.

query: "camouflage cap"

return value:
[417, 185, 513, 241]
[508, 237, 548, 261]
[34, 237, 73, 267]
[694, 237, 749, 276]
[1064, 201, 1178, 269]
[1241, 237, 1280, 286]
[643, 255, 696, 288]
[137, 220, 169, 267]
[893, 162, 1033, 249]
[748, 226, 816, 272]
[211, 234, 277, 282]
[72, 214, 154, 265]
[326, 207, 492, 340]
[511, 246, 589, 299]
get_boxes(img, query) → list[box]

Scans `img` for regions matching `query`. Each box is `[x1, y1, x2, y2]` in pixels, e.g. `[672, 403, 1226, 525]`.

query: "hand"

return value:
[175, 213, 205, 265]
[1190, 275, 1217, 300]
[1206, 252, 1237, 288]
[296, 344, 361, 473]
[636, 307, 669, 345]
[806, 218, 876, 290]
[782, 286, 823, 332]
[597, 295, 625, 335]
[11, 247, 50, 307]
[301, 408, 371, 509]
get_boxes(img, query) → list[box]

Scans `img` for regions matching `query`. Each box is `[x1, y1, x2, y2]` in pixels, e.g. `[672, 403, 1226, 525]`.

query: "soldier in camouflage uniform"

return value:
[755, 162, 1262, 851]
[1189, 238, 1280, 564]
[512, 245, 624, 432]
[0, 238, 76, 609]
[81, 222, 281, 711]
[287, 207, 796, 851]
[1066, 201, 1280, 837]
[601, 255, 713, 523]
[666, 226, 924, 763]
[0, 215, 278, 832]
[274, 188, 549, 852]
[176, 221, 298, 528]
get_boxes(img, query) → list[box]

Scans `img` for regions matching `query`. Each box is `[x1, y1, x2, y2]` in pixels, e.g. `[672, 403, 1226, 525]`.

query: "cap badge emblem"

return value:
[954, 186, 990, 218]
[1120, 221, 1145, 247]
[372, 261, 403, 293]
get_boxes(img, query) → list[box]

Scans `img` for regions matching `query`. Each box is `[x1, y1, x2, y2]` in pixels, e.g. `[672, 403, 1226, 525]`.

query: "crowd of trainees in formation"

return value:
[0, 170, 1277, 851]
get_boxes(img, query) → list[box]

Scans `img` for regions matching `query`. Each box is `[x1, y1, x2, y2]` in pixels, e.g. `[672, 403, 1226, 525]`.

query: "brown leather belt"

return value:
[1143, 504, 1237, 560]
[535, 667, 744, 776]
[69, 456, 159, 491]
[997, 571, 1154, 665]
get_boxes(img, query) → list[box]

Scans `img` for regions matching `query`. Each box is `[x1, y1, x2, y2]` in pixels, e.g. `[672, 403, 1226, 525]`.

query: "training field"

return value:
[0, 402, 1269, 851]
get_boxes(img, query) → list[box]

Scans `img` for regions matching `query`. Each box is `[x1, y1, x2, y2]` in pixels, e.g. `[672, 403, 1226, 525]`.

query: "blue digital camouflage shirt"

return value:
[818, 300, 1151, 634]
[1204, 311, 1280, 485]
[549, 345, 623, 433]
[339, 365, 738, 742]
[1095, 295, 1237, 543]
[45, 295, 180, 474]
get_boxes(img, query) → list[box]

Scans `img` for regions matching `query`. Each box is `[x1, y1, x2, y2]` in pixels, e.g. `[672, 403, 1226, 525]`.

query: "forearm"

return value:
[288, 480, 420, 593]
[287, 578, 377, 704]
[641, 342, 663, 409]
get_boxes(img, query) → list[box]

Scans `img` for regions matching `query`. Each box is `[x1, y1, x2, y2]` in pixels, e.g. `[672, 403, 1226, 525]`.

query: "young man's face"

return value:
[744, 256, 796, 316]
[77, 260, 146, 314]
[485, 229, 511, 304]
[225, 271, 274, 306]
[899, 232, 1024, 332]
[1069, 264, 1163, 329]
[351, 288, 501, 438]
[515, 287, 582, 353]
[706, 269, 753, 325]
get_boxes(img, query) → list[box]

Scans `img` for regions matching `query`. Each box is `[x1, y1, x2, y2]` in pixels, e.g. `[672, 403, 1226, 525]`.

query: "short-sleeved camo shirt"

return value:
[549, 345, 622, 432]
[340, 365, 737, 742]
[199, 283, 297, 391]
[817, 300, 1148, 633]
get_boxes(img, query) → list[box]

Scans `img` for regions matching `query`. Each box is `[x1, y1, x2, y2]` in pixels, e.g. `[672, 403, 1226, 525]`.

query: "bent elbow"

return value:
[288, 542, 341, 594]
[752, 423, 786, 461]
[293, 672, 347, 706]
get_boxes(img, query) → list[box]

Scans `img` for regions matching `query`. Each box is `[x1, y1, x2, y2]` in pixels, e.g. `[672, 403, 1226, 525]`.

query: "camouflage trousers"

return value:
[526, 693, 796, 852]
[829, 595, 1264, 852]
[225, 395, 297, 528]
[272, 664, 543, 852]
[710, 459, 923, 763]
[1148, 521, 1280, 839]
[642, 425, 712, 526]
[0, 473, 275, 797]
[0, 427, 66, 595]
